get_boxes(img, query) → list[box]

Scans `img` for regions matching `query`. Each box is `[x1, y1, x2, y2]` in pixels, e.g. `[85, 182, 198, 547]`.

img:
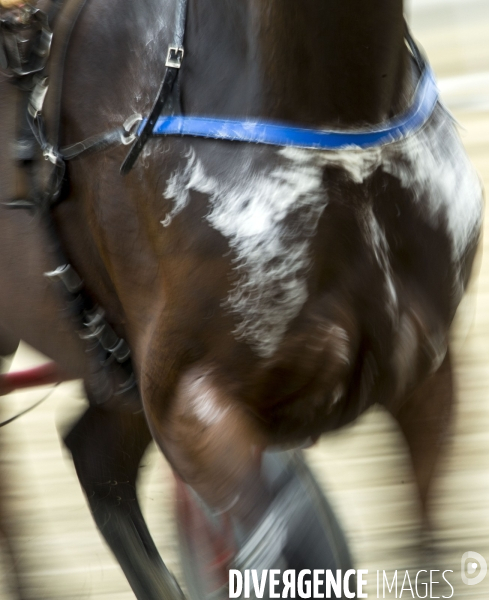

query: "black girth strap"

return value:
[120, 0, 188, 174]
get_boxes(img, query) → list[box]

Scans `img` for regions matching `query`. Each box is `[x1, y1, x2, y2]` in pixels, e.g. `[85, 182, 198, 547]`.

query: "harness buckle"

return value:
[43, 144, 60, 165]
[165, 46, 184, 69]
[28, 76, 48, 118]
[122, 113, 143, 145]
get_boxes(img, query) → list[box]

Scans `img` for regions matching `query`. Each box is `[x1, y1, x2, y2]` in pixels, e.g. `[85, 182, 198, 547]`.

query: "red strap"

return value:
[0, 363, 70, 395]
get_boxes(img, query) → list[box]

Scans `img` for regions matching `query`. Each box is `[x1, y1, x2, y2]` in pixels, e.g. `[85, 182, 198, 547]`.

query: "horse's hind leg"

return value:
[387, 350, 454, 527]
[64, 405, 185, 600]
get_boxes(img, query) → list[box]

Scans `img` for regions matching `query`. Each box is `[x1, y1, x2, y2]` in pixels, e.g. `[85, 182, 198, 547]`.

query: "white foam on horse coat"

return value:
[362, 204, 399, 318]
[163, 149, 328, 358]
[383, 112, 483, 293]
[162, 108, 483, 358]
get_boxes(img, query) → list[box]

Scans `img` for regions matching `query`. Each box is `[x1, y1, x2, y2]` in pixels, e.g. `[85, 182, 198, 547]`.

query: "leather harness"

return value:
[1, 0, 138, 411]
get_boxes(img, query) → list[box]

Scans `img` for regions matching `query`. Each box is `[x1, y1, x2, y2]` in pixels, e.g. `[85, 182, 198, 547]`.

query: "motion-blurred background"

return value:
[0, 0, 488, 598]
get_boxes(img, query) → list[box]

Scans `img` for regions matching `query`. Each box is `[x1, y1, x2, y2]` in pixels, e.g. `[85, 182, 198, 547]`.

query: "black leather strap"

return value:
[60, 126, 125, 160]
[120, 0, 188, 174]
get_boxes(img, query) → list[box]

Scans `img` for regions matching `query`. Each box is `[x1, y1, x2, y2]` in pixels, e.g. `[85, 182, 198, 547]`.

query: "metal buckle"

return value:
[42, 144, 60, 165]
[122, 113, 143, 145]
[28, 76, 48, 118]
[165, 46, 184, 69]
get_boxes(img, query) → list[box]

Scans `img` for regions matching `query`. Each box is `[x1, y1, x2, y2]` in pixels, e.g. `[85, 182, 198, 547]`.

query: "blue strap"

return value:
[146, 64, 438, 150]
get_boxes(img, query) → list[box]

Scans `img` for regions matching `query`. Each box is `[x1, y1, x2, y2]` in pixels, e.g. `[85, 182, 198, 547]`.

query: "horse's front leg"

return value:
[144, 366, 271, 537]
[64, 404, 185, 600]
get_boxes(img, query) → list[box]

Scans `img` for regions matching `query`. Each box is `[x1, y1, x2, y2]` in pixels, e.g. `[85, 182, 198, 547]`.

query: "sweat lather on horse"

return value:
[0, 0, 483, 598]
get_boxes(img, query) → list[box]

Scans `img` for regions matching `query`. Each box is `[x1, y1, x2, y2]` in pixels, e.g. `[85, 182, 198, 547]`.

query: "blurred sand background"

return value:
[0, 0, 488, 597]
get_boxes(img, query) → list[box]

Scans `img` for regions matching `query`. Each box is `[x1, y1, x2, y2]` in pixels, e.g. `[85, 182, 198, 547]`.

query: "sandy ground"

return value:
[0, 0, 488, 598]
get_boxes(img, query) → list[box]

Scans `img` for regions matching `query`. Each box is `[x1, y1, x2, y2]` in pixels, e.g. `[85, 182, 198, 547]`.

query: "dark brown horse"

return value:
[0, 0, 483, 598]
